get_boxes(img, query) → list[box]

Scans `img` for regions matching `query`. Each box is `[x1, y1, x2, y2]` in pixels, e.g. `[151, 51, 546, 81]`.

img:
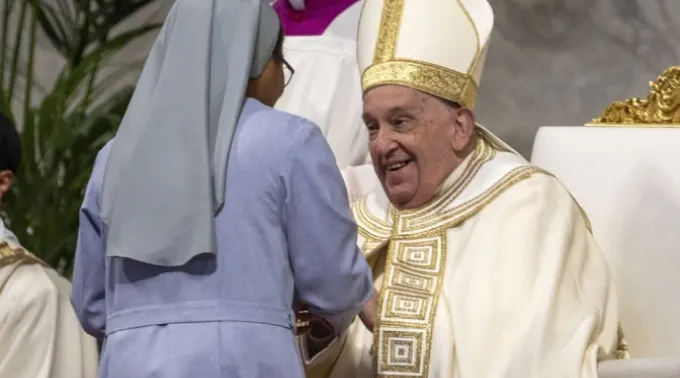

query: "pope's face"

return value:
[362, 86, 471, 209]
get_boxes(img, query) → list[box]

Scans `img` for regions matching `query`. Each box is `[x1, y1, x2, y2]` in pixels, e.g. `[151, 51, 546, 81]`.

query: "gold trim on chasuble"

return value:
[361, 0, 483, 108]
[0, 241, 45, 269]
[353, 138, 546, 377]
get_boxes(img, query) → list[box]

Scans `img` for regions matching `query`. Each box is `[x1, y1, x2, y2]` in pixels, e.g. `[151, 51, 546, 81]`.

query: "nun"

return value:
[70, 1, 373, 377]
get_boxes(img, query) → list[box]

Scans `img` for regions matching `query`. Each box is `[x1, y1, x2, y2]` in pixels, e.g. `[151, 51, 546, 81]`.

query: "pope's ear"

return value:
[452, 107, 475, 152]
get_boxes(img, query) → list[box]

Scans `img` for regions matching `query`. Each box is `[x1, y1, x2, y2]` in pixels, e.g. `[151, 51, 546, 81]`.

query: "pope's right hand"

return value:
[358, 288, 378, 332]
[294, 302, 334, 337]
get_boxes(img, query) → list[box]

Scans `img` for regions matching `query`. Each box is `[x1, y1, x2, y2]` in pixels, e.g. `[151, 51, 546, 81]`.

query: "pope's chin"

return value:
[380, 181, 417, 210]
[378, 164, 418, 209]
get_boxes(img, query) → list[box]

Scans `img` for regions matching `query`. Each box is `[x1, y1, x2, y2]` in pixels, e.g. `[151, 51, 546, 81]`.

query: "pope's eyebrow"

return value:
[387, 104, 421, 118]
[362, 101, 422, 124]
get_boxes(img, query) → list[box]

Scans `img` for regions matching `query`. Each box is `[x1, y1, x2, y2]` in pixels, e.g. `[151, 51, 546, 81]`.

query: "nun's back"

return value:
[71, 98, 372, 377]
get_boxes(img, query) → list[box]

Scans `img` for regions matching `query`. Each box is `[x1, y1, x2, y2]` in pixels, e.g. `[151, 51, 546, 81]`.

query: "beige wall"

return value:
[26, 0, 680, 157]
[479, 0, 680, 157]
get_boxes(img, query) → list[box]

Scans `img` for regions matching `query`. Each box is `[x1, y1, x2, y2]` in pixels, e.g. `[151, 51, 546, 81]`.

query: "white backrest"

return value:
[531, 126, 680, 358]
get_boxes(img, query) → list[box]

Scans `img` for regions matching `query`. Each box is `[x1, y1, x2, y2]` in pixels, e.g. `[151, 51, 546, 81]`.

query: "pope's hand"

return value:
[294, 302, 334, 337]
[294, 302, 315, 335]
[359, 288, 378, 332]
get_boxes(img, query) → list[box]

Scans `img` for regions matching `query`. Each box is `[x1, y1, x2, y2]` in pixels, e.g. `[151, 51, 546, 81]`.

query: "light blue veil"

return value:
[99, 0, 281, 266]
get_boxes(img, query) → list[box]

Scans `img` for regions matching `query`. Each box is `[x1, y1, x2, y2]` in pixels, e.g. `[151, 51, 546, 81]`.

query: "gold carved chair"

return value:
[531, 66, 680, 377]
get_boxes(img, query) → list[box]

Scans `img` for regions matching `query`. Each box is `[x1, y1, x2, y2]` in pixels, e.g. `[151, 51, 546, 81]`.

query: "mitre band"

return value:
[361, 59, 479, 108]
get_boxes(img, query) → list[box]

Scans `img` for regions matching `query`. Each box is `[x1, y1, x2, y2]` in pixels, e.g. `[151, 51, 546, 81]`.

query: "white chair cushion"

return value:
[599, 358, 680, 378]
[531, 126, 680, 358]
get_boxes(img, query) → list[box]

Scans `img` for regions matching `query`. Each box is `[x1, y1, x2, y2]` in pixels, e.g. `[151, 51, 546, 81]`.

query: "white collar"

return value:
[0, 217, 19, 244]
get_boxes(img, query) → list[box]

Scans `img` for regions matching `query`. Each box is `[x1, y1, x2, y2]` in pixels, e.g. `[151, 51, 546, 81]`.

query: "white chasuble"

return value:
[0, 238, 98, 378]
[301, 135, 621, 378]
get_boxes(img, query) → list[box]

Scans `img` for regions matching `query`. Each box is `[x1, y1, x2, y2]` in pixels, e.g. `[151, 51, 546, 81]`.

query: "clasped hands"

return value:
[295, 289, 378, 337]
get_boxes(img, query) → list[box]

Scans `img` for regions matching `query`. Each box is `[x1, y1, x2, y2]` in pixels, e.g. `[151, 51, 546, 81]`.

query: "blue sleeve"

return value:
[70, 142, 112, 340]
[283, 122, 373, 334]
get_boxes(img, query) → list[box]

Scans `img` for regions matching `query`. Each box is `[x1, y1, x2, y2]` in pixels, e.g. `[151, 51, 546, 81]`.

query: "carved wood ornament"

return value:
[587, 65, 680, 126]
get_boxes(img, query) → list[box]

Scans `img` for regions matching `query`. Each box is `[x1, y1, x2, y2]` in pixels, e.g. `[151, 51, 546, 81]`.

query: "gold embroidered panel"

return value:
[587, 65, 680, 126]
[374, 232, 446, 377]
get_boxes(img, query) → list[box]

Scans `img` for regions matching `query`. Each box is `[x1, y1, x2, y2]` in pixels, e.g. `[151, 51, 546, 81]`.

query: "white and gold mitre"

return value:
[357, 0, 493, 108]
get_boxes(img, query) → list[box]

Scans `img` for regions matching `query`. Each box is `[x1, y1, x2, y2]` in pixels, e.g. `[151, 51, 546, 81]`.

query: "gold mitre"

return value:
[357, 0, 494, 109]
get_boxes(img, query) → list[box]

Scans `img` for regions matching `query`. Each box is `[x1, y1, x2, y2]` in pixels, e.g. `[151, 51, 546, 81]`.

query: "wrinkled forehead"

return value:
[362, 85, 432, 119]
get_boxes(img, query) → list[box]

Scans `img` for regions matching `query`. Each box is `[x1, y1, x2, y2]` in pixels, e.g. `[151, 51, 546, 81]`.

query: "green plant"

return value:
[0, 0, 162, 276]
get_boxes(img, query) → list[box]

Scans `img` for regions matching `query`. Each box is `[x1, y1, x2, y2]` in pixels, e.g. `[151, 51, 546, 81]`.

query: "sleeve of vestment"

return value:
[70, 142, 111, 340]
[0, 263, 98, 378]
[452, 173, 619, 378]
[295, 163, 380, 371]
[282, 122, 373, 335]
[0, 264, 58, 378]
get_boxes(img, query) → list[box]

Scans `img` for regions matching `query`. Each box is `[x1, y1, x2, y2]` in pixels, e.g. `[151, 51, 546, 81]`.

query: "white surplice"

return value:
[324, 1, 364, 40]
[274, 35, 368, 169]
[0, 221, 98, 378]
[300, 129, 622, 378]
